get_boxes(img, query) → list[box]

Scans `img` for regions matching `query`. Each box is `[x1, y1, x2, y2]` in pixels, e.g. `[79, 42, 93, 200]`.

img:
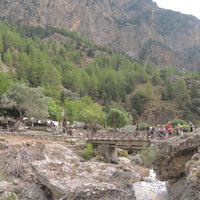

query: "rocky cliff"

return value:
[153, 131, 200, 200]
[1, 0, 200, 70]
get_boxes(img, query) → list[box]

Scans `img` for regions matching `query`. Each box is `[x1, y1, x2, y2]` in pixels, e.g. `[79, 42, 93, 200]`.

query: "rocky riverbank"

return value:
[1, 131, 199, 200]
[0, 136, 149, 200]
[153, 131, 200, 200]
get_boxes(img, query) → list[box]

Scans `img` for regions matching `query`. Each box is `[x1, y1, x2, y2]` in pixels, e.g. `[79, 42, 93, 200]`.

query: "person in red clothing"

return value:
[165, 121, 174, 136]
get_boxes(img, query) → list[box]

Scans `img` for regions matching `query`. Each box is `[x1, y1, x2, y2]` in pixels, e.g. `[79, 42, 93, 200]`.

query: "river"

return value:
[133, 170, 169, 200]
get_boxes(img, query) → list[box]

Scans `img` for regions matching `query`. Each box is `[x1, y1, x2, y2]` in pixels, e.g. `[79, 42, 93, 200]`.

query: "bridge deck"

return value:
[87, 131, 151, 149]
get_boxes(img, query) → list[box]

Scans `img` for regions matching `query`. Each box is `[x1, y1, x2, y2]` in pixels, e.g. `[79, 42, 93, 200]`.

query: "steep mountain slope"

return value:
[1, 0, 200, 70]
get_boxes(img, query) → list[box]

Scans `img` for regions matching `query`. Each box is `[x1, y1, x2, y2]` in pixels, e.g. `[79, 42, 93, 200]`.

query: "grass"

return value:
[0, 193, 17, 200]
[82, 143, 96, 160]
[122, 150, 129, 158]
[0, 171, 8, 180]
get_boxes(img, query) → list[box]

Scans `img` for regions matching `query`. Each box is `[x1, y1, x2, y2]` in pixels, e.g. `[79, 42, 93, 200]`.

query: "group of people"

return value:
[142, 121, 195, 139]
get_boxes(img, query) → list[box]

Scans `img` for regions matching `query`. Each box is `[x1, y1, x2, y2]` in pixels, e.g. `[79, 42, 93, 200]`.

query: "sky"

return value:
[154, 0, 200, 19]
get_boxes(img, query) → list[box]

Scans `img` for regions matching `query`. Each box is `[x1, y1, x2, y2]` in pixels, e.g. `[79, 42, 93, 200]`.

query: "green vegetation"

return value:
[122, 150, 129, 158]
[138, 122, 148, 131]
[0, 20, 200, 124]
[0, 171, 8, 180]
[0, 84, 49, 120]
[0, 72, 12, 96]
[106, 108, 128, 130]
[171, 119, 190, 132]
[82, 143, 96, 160]
[64, 97, 105, 128]
[139, 146, 159, 168]
[0, 193, 17, 200]
[170, 119, 189, 127]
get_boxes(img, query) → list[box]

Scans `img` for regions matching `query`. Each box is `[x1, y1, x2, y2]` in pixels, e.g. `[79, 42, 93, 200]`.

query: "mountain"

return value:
[1, 0, 200, 70]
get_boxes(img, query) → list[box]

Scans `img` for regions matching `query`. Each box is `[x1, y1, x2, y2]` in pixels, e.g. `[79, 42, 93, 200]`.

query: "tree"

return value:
[175, 80, 190, 108]
[78, 104, 106, 129]
[0, 84, 49, 120]
[190, 80, 199, 98]
[106, 108, 128, 130]
[0, 72, 12, 96]
[48, 99, 63, 121]
[162, 80, 175, 100]
[0, 37, 3, 54]
[3, 48, 13, 67]
[64, 97, 105, 127]
[64, 99, 85, 124]
[128, 87, 150, 116]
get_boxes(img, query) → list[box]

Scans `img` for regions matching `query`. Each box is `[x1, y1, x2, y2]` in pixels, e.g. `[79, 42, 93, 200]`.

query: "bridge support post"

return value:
[100, 144, 117, 163]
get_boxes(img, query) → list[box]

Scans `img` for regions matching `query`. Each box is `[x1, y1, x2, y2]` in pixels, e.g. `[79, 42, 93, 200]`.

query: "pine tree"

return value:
[3, 49, 13, 67]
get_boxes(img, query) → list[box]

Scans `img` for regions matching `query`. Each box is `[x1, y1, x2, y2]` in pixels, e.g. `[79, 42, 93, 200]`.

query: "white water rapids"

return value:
[133, 170, 169, 200]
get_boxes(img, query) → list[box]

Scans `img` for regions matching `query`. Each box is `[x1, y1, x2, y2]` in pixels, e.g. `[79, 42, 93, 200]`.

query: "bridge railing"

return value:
[86, 131, 141, 141]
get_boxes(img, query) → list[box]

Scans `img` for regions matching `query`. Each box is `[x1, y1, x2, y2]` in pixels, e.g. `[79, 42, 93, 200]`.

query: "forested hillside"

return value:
[0, 21, 200, 125]
[1, 0, 200, 70]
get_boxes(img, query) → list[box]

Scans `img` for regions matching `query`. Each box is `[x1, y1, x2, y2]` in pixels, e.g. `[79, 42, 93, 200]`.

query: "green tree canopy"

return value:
[0, 84, 49, 120]
[48, 99, 63, 121]
[0, 71, 12, 96]
[64, 97, 105, 127]
[106, 108, 128, 129]
[3, 49, 13, 67]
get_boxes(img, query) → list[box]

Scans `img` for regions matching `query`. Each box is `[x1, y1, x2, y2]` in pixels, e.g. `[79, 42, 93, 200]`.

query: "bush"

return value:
[106, 108, 128, 129]
[0, 171, 8, 180]
[122, 150, 129, 158]
[174, 124, 190, 132]
[139, 145, 159, 168]
[138, 122, 148, 130]
[82, 143, 96, 160]
[171, 119, 189, 127]
[182, 125, 190, 132]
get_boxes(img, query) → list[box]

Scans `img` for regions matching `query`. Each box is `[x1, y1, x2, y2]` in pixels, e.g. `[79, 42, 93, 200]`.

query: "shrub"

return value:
[174, 124, 190, 132]
[182, 125, 190, 132]
[139, 145, 159, 168]
[106, 108, 128, 130]
[122, 150, 129, 158]
[138, 122, 148, 130]
[82, 144, 96, 160]
[0, 171, 8, 180]
[171, 119, 189, 127]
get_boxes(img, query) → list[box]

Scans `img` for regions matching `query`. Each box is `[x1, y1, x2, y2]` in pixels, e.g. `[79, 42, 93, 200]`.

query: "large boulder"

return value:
[32, 143, 136, 200]
[153, 132, 200, 200]
[154, 132, 200, 181]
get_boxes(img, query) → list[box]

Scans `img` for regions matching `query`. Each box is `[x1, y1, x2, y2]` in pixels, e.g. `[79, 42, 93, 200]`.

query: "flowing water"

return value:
[133, 170, 169, 200]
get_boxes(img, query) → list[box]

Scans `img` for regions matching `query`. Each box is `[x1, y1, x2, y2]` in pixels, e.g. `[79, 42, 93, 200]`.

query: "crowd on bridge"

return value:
[135, 121, 195, 140]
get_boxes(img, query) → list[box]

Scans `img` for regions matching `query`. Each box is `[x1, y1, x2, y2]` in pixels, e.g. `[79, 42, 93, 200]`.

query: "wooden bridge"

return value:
[86, 131, 151, 162]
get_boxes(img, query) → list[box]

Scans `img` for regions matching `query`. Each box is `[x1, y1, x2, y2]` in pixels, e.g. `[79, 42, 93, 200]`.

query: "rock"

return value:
[31, 143, 136, 200]
[153, 132, 200, 200]
[128, 154, 143, 166]
[19, 183, 49, 200]
[13, 180, 19, 186]
[115, 148, 125, 157]
[118, 157, 149, 183]
[153, 132, 200, 181]
[0, 137, 5, 141]
[0, 143, 8, 150]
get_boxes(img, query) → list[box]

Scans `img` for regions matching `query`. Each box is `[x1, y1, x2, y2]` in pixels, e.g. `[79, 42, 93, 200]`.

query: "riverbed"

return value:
[133, 170, 169, 200]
